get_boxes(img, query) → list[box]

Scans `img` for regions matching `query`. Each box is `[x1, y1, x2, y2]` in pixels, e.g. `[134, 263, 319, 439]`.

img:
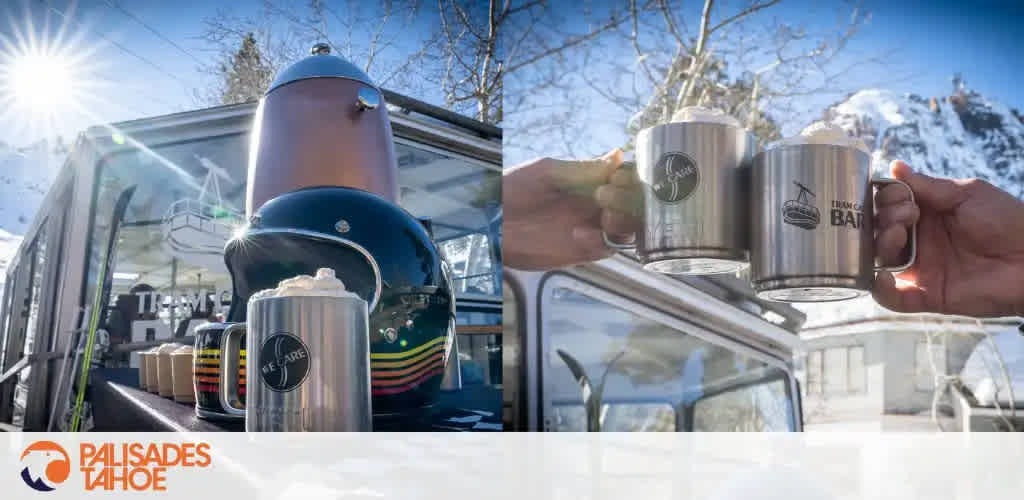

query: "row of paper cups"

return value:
[138, 343, 195, 403]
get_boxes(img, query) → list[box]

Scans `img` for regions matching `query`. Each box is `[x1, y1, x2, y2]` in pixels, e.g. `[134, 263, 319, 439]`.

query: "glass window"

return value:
[809, 346, 866, 396]
[823, 347, 848, 395]
[848, 346, 866, 394]
[541, 276, 795, 432]
[550, 404, 587, 431]
[693, 377, 791, 431]
[12, 224, 46, 426]
[84, 132, 502, 366]
[915, 340, 944, 391]
[551, 402, 676, 431]
[452, 306, 502, 389]
[395, 141, 501, 296]
[86, 134, 249, 364]
[806, 350, 823, 395]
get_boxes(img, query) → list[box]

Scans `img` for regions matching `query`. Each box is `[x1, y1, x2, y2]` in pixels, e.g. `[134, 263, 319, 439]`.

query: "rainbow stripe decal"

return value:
[193, 349, 247, 395]
[371, 335, 447, 396]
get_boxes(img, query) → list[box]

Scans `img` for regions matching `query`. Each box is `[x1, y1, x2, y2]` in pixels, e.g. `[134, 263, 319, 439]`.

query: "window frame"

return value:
[805, 345, 867, 396]
[538, 272, 799, 432]
[0, 229, 43, 425]
[393, 135, 502, 299]
[0, 277, 14, 371]
[79, 131, 506, 319]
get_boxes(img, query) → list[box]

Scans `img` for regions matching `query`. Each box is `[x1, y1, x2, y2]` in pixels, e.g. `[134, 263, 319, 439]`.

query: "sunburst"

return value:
[0, 3, 120, 144]
[0, 3, 203, 194]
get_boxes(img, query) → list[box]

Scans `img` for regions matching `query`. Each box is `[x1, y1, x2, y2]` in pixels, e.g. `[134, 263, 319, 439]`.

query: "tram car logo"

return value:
[19, 441, 71, 492]
[782, 181, 820, 230]
[162, 155, 244, 269]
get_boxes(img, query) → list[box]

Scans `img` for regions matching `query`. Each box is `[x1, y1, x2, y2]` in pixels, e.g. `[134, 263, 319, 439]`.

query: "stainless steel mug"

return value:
[750, 143, 917, 302]
[219, 294, 372, 431]
[606, 122, 756, 274]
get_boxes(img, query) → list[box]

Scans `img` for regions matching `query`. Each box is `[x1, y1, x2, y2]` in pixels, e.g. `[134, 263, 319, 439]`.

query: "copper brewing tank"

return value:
[245, 43, 398, 215]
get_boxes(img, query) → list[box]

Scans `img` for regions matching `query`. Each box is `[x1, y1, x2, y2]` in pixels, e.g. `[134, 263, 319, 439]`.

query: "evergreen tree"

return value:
[217, 33, 275, 105]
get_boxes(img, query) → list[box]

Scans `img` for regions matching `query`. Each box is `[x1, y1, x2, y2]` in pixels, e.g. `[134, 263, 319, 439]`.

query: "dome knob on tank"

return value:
[245, 42, 398, 215]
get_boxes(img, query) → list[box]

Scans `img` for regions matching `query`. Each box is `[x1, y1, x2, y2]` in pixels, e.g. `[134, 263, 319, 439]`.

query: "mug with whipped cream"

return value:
[218, 268, 372, 431]
[750, 123, 917, 302]
[607, 106, 756, 275]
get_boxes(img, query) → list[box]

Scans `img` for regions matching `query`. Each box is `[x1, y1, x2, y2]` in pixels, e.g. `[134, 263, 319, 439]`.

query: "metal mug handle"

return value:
[218, 323, 247, 417]
[872, 177, 918, 273]
[601, 160, 639, 250]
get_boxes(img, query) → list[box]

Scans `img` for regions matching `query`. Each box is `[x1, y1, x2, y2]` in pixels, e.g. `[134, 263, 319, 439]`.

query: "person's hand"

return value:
[873, 160, 1024, 317]
[503, 149, 641, 270]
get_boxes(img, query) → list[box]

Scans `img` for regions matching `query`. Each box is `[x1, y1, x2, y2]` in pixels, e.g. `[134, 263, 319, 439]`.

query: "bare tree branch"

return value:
[506, 13, 627, 73]
[505, 0, 903, 163]
[708, 0, 781, 34]
[196, 0, 499, 123]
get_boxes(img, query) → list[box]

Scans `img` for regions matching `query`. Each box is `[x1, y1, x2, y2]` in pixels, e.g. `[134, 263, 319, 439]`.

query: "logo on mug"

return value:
[782, 181, 820, 230]
[260, 333, 310, 392]
[652, 152, 699, 203]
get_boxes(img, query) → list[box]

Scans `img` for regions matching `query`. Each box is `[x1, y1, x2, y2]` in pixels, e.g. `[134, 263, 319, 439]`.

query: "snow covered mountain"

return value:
[797, 82, 1024, 328]
[820, 82, 1024, 198]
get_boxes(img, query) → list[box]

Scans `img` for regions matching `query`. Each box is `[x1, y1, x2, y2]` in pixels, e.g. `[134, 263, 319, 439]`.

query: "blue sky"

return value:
[503, 0, 1024, 165]
[0, 0, 442, 147]
[827, 0, 1022, 111]
[0, 0, 224, 146]
[0, 0, 1020, 154]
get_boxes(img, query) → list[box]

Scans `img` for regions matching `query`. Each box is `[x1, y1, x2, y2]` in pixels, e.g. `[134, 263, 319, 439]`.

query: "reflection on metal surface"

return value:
[357, 87, 380, 111]
[631, 122, 753, 274]
[752, 144, 917, 302]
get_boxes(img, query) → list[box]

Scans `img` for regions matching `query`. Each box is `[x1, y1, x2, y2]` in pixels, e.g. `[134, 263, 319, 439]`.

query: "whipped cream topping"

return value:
[171, 345, 194, 356]
[670, 106, 741, 127]
[156, 343, 184, 355]
[775, 121, 870, 154]
[250, 268, 360, 300]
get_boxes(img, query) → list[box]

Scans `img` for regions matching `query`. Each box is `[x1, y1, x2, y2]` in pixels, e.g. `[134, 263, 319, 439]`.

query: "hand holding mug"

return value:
[873, 160, 1024, 317]
[503, 149, 640, 270]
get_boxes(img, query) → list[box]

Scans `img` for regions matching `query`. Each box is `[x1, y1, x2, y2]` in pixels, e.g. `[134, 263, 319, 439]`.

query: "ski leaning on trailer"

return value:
[67, 185, 137, 432]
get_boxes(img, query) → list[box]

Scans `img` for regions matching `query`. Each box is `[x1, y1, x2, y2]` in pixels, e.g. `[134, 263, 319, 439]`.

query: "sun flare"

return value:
[8, 51, 73, 112]
[0, 9, 114, 144]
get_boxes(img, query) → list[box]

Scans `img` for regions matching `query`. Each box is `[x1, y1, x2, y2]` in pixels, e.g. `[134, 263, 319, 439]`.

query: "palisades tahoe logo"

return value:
[19, 441, 70, 492]
[18, 440, 212, 492]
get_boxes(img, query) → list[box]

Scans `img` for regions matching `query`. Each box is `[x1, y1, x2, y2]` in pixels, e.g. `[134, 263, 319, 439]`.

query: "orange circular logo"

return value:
[19, 441, 70, 492]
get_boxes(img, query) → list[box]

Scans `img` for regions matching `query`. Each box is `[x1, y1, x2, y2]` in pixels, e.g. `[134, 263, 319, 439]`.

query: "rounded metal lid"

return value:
[267, 43, 377, 94]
